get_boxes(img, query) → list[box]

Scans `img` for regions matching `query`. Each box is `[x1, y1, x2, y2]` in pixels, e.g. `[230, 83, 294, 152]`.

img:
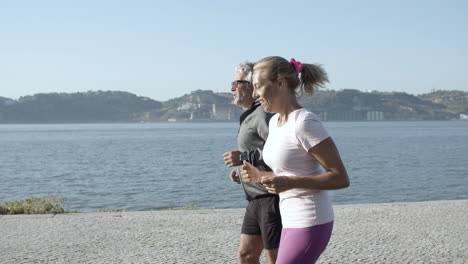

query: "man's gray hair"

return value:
[235, 62, 254, 82]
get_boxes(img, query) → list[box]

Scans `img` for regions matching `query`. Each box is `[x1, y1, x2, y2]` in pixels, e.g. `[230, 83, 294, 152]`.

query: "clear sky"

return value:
[1, 0, 467, 101]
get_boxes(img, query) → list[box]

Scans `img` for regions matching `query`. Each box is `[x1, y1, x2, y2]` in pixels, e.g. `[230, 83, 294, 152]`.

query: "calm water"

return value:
[1, 121, 467, 212]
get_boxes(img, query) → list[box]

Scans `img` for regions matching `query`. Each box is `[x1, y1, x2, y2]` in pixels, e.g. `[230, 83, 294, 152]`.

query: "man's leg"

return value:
[238, 234, 264, 264]
[264, 248, 279, 264]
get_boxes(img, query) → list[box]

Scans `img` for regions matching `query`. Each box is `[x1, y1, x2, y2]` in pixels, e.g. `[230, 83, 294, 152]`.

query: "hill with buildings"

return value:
[149, 89, 242, 121]
[0, 89, 466, 123]
[299, 89, 462, 121]
[417, 90, 467, 114]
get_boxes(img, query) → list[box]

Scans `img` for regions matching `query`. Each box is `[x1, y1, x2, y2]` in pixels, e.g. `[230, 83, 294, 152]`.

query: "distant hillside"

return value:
[0, 91, 162, 123]
[145, 90, 241, 121]
[163, 89, 232, 107]
[299, 89, 461, 120]
[0, 96, 15, 106]
[0, 89, 466, 123]
[417, 90, 467, 114]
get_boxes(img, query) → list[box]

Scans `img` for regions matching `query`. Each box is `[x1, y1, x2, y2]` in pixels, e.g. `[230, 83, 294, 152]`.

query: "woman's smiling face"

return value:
[252, 69, 279, 113]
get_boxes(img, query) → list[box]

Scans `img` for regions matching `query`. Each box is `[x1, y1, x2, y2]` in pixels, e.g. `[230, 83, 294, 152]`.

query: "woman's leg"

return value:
[276, 221, 333, 264]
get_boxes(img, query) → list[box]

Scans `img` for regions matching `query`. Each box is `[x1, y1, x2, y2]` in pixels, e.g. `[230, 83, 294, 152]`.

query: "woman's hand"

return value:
[261, 175, 293, 194]
[241, 161, 262, 184]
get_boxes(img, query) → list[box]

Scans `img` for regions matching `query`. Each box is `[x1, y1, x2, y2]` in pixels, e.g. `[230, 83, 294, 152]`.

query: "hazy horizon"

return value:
[1, 0, 467, 101]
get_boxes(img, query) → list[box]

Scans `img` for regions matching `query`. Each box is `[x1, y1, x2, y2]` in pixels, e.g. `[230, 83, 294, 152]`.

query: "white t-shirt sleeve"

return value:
[296, 112, 330, 152]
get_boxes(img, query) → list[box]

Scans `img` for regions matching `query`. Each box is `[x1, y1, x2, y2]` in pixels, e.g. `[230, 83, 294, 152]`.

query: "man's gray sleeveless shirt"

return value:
[237, 101, 276, 201]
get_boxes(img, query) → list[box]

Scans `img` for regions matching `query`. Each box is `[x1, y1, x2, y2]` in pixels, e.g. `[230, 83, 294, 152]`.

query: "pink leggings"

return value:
[276, 221, 333, 264]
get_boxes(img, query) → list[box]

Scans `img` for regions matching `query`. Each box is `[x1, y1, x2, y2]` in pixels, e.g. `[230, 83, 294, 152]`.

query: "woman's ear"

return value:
[277, 77, 287, 91]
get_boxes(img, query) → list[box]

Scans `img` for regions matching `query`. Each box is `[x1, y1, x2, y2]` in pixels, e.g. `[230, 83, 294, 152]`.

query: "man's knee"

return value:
[238, 234, 263, 263]
[238, 247, 261, 261]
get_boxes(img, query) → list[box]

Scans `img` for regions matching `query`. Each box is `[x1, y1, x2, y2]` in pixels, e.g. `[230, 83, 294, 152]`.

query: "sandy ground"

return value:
[0, 199, 466, 264]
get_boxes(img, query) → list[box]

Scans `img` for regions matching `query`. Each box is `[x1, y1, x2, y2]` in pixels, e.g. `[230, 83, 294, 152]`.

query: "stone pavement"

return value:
[0, 200, 466, 263]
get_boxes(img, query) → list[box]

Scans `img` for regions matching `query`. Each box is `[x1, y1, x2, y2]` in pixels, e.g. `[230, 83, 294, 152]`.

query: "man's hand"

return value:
[229, 168, 241, 184]
[241, 161, 261, 184]
[261, 175, 293, 194]
[223, 150, 242, 167]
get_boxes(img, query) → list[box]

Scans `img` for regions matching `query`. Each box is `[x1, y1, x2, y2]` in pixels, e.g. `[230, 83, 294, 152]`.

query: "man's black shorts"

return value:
[241, 195, 282, 249]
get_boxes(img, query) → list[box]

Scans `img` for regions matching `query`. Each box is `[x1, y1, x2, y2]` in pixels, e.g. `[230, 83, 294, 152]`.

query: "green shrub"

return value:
[0, 196, 65, 215]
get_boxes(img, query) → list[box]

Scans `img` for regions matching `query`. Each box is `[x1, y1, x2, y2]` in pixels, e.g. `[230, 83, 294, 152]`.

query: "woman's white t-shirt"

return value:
[263, 108, 334, 228]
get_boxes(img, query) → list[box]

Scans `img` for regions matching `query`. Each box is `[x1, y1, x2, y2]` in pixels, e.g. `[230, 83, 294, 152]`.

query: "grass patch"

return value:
[97, 209, 125, 213]
[0, 195, 65, 215]
[167, 203, 200, 211]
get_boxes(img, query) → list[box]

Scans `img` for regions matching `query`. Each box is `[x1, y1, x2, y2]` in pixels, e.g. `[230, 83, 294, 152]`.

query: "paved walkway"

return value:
[1, 200, 466, 263]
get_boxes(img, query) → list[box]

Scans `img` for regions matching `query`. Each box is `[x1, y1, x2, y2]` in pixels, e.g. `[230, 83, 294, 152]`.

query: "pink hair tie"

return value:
[290, 58, 302, 74]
